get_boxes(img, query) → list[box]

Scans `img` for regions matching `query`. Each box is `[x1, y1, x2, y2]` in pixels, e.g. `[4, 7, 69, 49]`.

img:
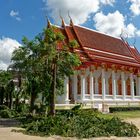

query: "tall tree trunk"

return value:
[8, 80, 14, 109]
[49, 64, 56, 116]
[15, 74, 21, 110]
[30, 79, 37, 114]
[15, 95, 19, 110]
[0, 86, 4, 105]
[30, 92, 37, 113]
[5, 91, 9, 107]
[9, 90, 12, 109]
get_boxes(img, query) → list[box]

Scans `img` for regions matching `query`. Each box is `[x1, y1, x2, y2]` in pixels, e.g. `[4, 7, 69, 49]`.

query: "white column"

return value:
[112, 70, 116, 99]
[137, 76, 140, 96]
[73, 74, 77, 102]
[130, 73, 134, 100]
[95, 77, 98, 94]
[121, 72, 126, 100]
[81, 75, 85, 102]
[90, 71, 94, 101]
[64, 76, 70, 104]
[102, 69, 106, 100]
[106, 78, 109, 95]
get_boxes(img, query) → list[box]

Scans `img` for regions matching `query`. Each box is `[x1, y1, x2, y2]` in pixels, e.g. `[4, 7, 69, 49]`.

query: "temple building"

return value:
[53, 19, 140, 111]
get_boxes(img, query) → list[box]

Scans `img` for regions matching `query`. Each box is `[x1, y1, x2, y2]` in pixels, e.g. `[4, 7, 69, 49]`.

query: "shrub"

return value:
[0, 109, 12, 118]
[16, 103, 29, 114]
[19, 109, 139, 138]
[109, 107, 140, 113]
[0, 105, 9, 110]
[0, 105, 19, 118]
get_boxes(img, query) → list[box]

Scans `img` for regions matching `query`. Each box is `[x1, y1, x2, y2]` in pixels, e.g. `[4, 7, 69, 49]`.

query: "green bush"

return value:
[19, 109, 139, 138]
[0, 105, 19, 118]
[0, 109, 12, 118]
[109, 107, 140, 113]
[0, 105, 9, 110]
[16, 103, 29, 114]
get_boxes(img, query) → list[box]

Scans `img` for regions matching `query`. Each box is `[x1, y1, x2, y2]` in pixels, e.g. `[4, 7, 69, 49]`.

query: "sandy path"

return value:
[126, 118, 140, 130]
[0, 127, 49, 140]
[0, 118, 140, 140]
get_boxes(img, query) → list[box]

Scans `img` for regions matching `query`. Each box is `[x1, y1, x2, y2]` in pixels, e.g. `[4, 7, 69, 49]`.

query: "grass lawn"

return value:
[111, 111, 140, 119]
[102, 111, 140, 119]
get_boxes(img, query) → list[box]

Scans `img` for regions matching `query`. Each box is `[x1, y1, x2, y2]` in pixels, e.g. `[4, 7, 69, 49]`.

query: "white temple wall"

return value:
[56, 66, 140, 107]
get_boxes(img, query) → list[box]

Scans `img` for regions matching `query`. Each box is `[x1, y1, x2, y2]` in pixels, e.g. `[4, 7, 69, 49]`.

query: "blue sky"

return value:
[0, 0, 140, 70]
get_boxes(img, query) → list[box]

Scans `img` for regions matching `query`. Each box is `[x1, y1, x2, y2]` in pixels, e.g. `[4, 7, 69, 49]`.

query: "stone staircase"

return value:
[0, 118, 20, 127]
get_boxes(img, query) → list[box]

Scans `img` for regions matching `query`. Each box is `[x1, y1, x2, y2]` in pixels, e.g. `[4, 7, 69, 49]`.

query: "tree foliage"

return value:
[11, 26, 81, 115]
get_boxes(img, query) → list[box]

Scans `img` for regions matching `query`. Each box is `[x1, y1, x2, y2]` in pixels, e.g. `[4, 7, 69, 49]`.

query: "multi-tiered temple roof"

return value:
[49, 19, 140, 73]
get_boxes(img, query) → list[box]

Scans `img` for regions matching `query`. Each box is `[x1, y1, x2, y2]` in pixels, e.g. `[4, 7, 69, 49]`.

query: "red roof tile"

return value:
[73, 25, 132, 57]
[56, 24, 140, 69]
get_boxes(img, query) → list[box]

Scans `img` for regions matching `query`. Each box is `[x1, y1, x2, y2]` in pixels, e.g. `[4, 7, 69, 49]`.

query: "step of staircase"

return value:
[0, 118, 20, 127]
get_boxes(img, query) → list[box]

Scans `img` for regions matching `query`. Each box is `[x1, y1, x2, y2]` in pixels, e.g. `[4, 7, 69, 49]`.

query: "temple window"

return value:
[126, 77, 131, 96]
[117, 76, 122, 95]
[86, 74, 90, 94]
[98, 74, 102, 95]
[109, 75, 112, 95]
[93, 77, 98, 94]
[134, 79, 137, 96]
[77, 75, 81, 95]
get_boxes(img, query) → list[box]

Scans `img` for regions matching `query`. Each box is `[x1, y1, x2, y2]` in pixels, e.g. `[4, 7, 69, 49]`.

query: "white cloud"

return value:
[15, 17, 21, 21]
[10, 10, 21, 21]
[94, 10, 140, 38]
[129, 0, 140, 16]
[10, 10, 19, 17]
[136, 30, 140, 36]
[43, 0, 115, 24]
[0, 37, 21, 70]
[100, 0, 115, 6]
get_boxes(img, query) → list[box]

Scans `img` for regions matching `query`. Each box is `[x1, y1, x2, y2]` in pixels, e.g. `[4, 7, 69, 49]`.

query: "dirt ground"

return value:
[0, 118, 140, 140]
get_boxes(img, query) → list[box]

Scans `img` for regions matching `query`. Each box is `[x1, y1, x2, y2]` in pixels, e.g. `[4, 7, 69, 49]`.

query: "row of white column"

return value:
[64, 69, 140, 104]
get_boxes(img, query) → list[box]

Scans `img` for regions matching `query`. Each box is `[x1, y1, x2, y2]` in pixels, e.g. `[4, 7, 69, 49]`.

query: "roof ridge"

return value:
[75, 24, 121, 40]
[122, 41, 140, 64]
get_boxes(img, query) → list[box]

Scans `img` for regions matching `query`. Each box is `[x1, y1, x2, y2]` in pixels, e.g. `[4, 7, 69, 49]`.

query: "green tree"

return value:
[11, 26, 81, 115]
[0, 70, 13, 107]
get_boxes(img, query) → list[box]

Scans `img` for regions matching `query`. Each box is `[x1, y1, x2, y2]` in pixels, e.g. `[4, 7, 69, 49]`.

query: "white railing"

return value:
[94, 94, 102, 100]
[125, 96, 132, 100]
[134, 96, 140, 100]
[116, 95, 123, 100]
[105, 95, 113, 100]
[75, 94, 140, 102]
[85, 94, 90, 100]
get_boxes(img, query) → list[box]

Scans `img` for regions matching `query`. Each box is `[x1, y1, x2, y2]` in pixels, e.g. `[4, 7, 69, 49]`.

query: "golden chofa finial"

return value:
[59, 10, 65, 27]
[68, 11, 73, 26]
[60, 16, 65, 27]
[46, 16, 51, 28]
